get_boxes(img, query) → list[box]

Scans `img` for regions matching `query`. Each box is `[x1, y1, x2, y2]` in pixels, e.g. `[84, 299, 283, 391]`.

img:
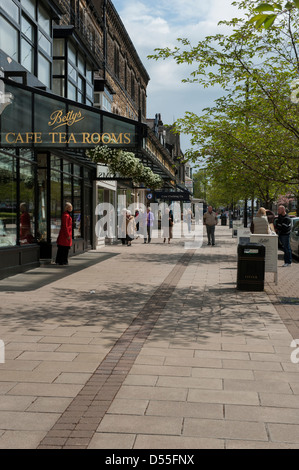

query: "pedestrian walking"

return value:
[276, 205, 292, 267]
[144, 206, 154, 244]
[250, 207, 271, 234]
[126, 210, 136, 246]
[56, 202, 73, 265]
[203, 205, 218, 246]
[162, 208, 174, 244]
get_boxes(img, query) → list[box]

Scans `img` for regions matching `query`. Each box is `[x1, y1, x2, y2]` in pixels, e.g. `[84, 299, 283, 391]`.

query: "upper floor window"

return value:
[0, 0, 52, 88]
[114, 44, 120, 79]
[124, 63, 127, 91]
[131, 73, 135, 102]
[53, 38, 94, 106]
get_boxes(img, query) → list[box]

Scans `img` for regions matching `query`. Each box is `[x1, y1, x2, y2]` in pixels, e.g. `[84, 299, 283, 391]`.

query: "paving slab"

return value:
[0, 226, 299, 449]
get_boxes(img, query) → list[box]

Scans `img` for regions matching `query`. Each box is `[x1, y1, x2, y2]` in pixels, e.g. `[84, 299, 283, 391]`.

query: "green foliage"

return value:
[249, 1, 299, 29]
[148, 0, 299, 207]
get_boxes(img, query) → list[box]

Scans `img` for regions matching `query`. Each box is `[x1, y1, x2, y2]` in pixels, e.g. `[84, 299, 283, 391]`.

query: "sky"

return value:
[111, 0, 243, 152]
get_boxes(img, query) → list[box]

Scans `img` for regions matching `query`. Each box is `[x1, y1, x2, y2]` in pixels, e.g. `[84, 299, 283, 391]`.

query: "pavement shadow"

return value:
[128, 251, 237, 266]
[0, 227, 286, 344]
[149, 283, 284, 342]
[0, 276, 282, 344]
[0, 252, 119, 292]
[0, 283, 158, 343]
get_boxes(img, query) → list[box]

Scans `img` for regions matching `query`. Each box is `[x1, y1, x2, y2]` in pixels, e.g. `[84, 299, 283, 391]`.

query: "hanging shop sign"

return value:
[0, 80, 140, 149]
[155, 191, 191, 201]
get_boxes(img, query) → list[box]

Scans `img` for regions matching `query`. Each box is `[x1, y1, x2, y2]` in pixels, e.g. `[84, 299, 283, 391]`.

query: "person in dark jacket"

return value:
[56, 202, 73, 265]
[276, 205, 292, 267]
[162, 208, 174, 244]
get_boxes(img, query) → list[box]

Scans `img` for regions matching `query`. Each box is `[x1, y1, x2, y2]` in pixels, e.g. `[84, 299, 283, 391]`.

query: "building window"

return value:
[94, 85, 113, 112]
[38, 30, 51, 55]
[124, 63, 127, 90]
[114, 44, 120, 78]
[38, 51, 51, 87]
[21, 37, 34, 73]
[0, 151, 17, 247]
[0, 0, 52, 88]
[2, 0, 19, 23]
[0, 15, 19, 61]
[68, 81, 77, 101]
[0, 149, 36, 247]
[21, 0, 36, 20]
[38, 2, 50, 35]
[73, 178, 81, 238]
[50, 168, 61, 242]
[131, 73, 135, 101]
[37, 153, 47, 243]
[53, 38, 94, 105]
[21, 14, 35, 73]
[20, 157, 35, 245]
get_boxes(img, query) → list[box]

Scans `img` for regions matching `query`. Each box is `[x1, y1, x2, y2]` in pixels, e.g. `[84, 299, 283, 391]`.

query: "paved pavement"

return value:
[0, 225, 299, 449]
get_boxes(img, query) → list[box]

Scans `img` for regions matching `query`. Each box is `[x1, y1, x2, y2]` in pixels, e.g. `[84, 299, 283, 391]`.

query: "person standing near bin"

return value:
[162, 208, 174, 244]
[276, 205, 292, 267]
[250, 207, 271, 234]
[56, 202, 73, 265]
[203, 206, 218, 246]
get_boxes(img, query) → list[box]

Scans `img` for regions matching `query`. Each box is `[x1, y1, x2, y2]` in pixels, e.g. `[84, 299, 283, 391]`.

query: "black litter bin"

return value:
[237, 243, 265, 291]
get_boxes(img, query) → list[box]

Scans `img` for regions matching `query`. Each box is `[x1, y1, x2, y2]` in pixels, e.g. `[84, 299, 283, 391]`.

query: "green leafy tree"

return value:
[148, 0, 299, 213]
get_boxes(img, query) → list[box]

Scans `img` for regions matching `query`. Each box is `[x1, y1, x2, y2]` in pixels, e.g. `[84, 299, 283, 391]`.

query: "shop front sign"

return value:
[0, 80, 139, 149]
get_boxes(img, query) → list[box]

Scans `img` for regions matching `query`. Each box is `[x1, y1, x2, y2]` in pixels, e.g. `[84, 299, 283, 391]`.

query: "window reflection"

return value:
[21, 0, 36, 20]
[37, 154, 47, 243]
[0, 15, 19, 61]
[50, 170, 61, 241]
[63, 173, 72, 206]
[2, 0, 19, 23]
[21, 37, 34, 74]
[0, 152, 17, 246]
[38, 3, 51, 35]
[73, 178, 81, 238]
[20, 159, 35, 244]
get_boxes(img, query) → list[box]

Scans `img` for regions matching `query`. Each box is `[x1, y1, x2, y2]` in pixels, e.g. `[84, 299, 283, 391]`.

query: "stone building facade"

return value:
[0, 0, 189, 278]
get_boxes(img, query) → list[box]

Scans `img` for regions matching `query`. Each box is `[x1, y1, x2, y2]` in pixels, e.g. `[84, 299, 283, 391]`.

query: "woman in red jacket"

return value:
[55, 202, 73, 265]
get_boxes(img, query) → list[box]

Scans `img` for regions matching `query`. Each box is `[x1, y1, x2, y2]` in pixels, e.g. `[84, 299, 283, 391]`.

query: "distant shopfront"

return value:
[0, 78, 144, 278]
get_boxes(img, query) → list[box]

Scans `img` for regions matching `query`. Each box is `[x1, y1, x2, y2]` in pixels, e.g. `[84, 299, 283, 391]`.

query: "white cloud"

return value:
[112, 0, 244, 150]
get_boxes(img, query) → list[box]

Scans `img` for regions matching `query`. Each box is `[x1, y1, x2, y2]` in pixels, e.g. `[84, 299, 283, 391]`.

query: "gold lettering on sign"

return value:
[4, 131, 132, 145]
[48, 110, 85, 130]
[5, 132, 43, 144]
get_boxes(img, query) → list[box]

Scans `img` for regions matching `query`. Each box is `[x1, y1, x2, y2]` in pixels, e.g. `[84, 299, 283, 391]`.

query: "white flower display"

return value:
[86, 146, 163, 189]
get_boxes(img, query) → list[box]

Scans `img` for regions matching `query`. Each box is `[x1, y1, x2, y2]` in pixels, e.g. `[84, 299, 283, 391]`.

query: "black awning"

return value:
[0, 78, 143, 151]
